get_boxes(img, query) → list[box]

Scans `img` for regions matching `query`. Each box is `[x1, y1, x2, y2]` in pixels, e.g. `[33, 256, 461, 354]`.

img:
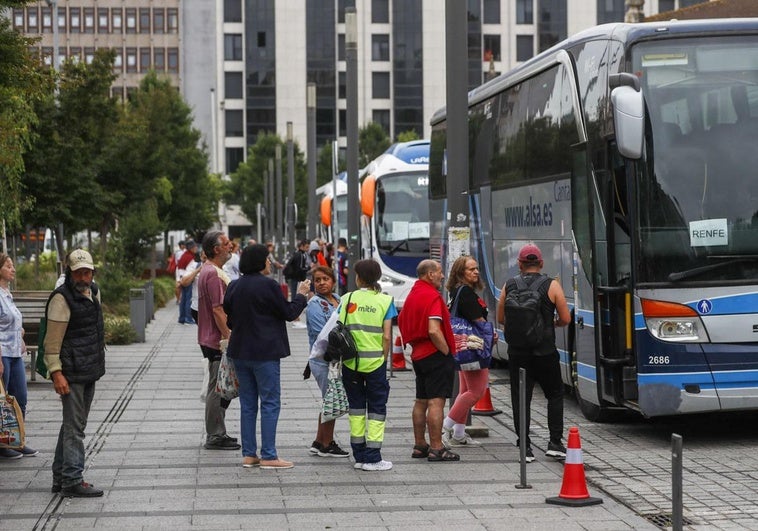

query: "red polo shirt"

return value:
[398, 279, 456, 362]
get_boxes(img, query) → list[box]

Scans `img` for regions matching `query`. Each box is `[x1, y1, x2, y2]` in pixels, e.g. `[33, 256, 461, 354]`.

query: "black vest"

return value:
[505, 272, 556, 356]
[54, 283, 106, 383]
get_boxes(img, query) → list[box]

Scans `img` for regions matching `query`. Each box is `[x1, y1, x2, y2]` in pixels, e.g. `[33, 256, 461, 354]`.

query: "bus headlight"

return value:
[645, 317, 708, 342]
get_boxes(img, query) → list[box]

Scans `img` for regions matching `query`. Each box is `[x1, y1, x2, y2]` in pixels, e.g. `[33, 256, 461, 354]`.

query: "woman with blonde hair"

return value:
[442, 255, 494, 447]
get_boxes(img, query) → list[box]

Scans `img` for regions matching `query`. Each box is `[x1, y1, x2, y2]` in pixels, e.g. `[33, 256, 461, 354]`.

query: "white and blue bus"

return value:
[360, 140, 430, 309]
[429, 19, 758, 421]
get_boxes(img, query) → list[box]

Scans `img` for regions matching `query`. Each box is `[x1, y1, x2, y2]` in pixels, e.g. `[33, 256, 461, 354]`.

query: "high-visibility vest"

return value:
[339, 289, 393, 373]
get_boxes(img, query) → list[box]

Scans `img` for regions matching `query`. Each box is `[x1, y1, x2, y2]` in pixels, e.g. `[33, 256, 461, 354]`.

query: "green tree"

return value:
[359, 122, 391, 167]
[396, 129, 420, 143]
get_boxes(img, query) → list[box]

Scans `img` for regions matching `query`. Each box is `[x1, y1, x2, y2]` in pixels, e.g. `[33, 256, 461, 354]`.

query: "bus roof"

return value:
[364, 140, 430, 178]
[430, 18, 758, 125]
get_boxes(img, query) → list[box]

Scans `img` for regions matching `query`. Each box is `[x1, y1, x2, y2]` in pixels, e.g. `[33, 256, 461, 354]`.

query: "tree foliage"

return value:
[358, 122, 392, 168]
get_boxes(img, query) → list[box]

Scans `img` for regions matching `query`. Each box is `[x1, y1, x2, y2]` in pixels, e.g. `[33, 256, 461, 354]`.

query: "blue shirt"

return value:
[0, 289, 24, 358]
[306, 292, 341, 349]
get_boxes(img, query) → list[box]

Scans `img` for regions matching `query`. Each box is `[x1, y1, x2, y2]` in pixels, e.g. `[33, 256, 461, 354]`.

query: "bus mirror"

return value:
[361, 175, 376, 217]
[611, 85, 645, 160]
[320, 196, 332, 227]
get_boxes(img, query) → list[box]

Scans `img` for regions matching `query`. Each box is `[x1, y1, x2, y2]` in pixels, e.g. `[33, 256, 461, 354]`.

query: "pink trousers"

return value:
[448, 368, 489, 424]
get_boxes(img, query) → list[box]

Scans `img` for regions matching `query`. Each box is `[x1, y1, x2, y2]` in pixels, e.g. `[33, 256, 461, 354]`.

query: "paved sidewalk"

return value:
[0, 303, 656, 530]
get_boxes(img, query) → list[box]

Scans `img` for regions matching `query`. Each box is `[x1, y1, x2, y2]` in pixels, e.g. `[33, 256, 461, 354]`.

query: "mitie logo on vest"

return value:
[347, 302, 377, 314]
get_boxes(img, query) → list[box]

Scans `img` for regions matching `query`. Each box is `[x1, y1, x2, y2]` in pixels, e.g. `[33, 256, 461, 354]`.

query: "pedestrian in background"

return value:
[497, 243, 570, 462]
[283, 240, 310, 329]
[197, 231, 240, 451]
[45, 249, 105, 496]
[223, 240, 241, 282]
[398, 259, 459, 462]
[306, 265, 348, 458]
[0, 254, 38, 459]
[177, 239, 198, 324]
[336, 238, 349, 295]
[341, 259, 396, 471]
[442, 255, 494, 448]
[223, 244, 310, 469]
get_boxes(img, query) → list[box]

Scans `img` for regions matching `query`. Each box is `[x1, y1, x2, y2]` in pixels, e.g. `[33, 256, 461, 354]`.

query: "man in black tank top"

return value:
[496, 244, 571, 463]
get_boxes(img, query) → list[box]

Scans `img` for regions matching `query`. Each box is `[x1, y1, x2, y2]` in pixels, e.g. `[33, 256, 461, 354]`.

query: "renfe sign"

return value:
[689, 218, 728, 247]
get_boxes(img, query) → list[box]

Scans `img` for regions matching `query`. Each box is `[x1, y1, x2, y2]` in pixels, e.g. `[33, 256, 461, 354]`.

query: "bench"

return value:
[13, 291, 51, 382]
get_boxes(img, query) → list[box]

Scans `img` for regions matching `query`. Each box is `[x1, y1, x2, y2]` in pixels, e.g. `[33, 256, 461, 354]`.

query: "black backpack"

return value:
[504, 275, 550, 349]
[325, 293, 357, 362]
[283, 252, 306, 281]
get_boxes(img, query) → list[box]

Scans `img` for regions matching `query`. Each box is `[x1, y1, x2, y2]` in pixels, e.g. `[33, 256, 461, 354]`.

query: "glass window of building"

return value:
[154, 48, 165, 71]
[139, 8, 150, 33]
[483, 34, 501, 61]
[538, 0, 566, 52]
[113, 48, 123, 71]
[483, 0, 500, 23]
[225, 72, 243, 99]
[373, 110, 390, 135]
[70, 8, 80, 33]
[225, 110, 244, 137]
[224, 0, 242, 23]
[42, 47, 53, 66]
[111, 86, 124, 100]
[339, 71, 346, 99]
[153, 9, 164, 34]
[372, 72, 390, 99]
[140, 48, 151, 72]
[83, 7, 94, 34]
[226, 148, 244, 174]
[112, 9, 122, 33]
[69, 47, 81, 63]
[224, 34, 243, 61]
[681, 0, 708, 6]
[338, 0, 355, 24]
[13, 9, 23, 30]
[42, 7, 52, 33]
[597, 0, 624, 24]
[27, 7, 38, 33]
[516, 35, 533, 62]
[372, 34, 390, 61]
[98, 8, 108, 33]
[339, 109, 347, 137]
[126, 8, 136, 34]
[126, 48, 137, 73]
[167, 9, 178, 33]
[338, 33, 345, 61]
[659, 0, 675, 10]
[167, 48, 178, 72]
[84, 47, 94, 64]
[372, 0, 389, 23]
[516, 0, 533, 24]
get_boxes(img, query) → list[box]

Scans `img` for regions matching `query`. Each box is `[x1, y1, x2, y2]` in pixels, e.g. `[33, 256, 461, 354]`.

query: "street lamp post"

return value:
[345, 7, 359, 291]
[306, 83, 317, 240]
[287, 121, 296, 253]
[275, 150, 283, 255]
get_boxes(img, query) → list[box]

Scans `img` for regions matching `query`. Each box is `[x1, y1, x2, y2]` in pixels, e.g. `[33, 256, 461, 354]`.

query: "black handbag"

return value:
[324, 293, 357, 362]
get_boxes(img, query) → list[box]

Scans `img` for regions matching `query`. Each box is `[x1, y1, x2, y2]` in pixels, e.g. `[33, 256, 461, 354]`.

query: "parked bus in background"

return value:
[360, 140, 430, 309]
[317, 175, 347, 244]
[429, 19, 758, 421]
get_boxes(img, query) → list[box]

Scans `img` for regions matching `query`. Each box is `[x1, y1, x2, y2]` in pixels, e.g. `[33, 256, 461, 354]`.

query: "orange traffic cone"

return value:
[391, 336, 409, 371]
[471, 385, 502, 416]
[545, 427, 603, 507]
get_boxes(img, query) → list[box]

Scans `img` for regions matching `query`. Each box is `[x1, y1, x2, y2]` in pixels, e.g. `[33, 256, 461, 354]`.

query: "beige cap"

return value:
[69, 249, 95, 271]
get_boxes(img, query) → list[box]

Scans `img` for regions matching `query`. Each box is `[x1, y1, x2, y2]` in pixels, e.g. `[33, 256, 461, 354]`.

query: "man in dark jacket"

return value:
[44, 249, 106, 497]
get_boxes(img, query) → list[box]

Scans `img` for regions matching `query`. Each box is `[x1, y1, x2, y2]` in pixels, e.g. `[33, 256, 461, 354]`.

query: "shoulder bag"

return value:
[215, 339, 239, 401]
[325, 293, 358, 363]
[0, 379, 25, 450]
[321, 360, 349, 422]
[449, 287, 494, 371]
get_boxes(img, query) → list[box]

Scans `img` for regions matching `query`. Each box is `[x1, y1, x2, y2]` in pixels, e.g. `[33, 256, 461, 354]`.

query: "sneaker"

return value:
[51, 483, 62, 493]
[443, 432, 480, 447]
[546, 440, 567, 459]
[361, 460, 393, 471]
[318, 441, 349, 458]
[0, 448, 23, 459]
[524, 447, 535, 463]
[61, 481, 104, 498]
[221, 434, 239, 444]
[260, 458, 294, 469]
[20, 445, 39, 457]
[204, 437, 241, 451]
[353, 462, 364, 469]
[242, 456, 260, 468]
[309, 441, 323, 455]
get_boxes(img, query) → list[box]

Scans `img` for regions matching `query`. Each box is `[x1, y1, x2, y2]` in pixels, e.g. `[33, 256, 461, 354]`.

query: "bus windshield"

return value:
[633, 36, 758, 283]
[375, 172, 430, 256]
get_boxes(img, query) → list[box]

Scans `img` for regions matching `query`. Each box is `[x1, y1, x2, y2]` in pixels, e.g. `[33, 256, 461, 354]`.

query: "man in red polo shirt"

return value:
[397, 259, 459, 462]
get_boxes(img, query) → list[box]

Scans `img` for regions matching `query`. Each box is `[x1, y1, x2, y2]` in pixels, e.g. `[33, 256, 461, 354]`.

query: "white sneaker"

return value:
[444, 433, 480, 447]
[353, 462, 364, 469]
[361, 460, 393, 471]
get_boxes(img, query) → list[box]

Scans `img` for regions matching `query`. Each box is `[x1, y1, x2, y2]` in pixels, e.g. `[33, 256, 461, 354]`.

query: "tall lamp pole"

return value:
[345, 7, 359, 291]
[287, 121, 296, 252]
[275, 150, 283, 255]
[306, 83, 317, 240]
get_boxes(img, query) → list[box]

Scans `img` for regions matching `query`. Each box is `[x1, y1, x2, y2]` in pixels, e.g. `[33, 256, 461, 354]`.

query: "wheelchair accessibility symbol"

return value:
[697, 299, 712, 314]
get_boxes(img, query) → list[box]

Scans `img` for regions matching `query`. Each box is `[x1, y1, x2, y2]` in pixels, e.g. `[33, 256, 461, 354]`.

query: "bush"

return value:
[151, 276, 175, 308]
[104, 315, 137, 345]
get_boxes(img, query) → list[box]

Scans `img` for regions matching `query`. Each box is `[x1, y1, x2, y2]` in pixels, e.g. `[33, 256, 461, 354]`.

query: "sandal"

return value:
[427, 447, 460, 462]
[411, 444, 430, 458]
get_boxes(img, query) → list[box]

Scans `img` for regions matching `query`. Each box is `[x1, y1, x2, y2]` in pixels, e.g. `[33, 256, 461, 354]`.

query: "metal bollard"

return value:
[672, 433, 683, 531]
[515, 367, 532, 489]
[144, 280, 154, 321]
[129, 288, 146, 342]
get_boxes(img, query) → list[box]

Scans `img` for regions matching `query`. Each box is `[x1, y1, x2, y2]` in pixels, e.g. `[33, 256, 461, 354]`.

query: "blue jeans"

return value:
[232, 358, 281, 460]
[179, 284, 194, 323]
[52, 381, 96, 488]
[2, 356, 28, 417]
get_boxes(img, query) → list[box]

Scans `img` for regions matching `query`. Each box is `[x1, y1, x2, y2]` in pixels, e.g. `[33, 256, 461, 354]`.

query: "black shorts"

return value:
[412, 351, 456, 400]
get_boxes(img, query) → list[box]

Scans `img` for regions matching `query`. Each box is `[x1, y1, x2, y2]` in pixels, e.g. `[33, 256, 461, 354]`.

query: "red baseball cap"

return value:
[518, 244, 542, 262]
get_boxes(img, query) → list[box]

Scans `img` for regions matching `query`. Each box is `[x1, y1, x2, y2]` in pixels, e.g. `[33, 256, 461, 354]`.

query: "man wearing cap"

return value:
[177, 239, 198, 324]
[44, 249, 106, 497]
[496, 243, 571, 463]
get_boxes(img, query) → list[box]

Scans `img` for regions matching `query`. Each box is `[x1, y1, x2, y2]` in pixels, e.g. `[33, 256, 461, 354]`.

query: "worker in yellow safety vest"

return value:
[339, 259, 397, 472]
